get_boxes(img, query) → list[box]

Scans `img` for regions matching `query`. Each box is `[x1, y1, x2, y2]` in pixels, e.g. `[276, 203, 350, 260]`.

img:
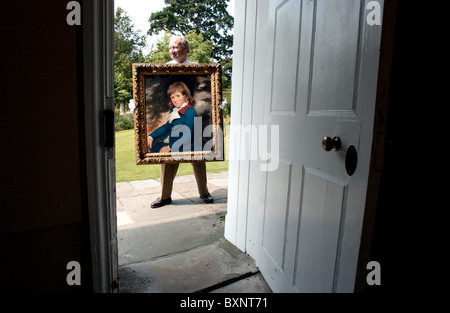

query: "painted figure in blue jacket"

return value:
[147, 81, 201, 153]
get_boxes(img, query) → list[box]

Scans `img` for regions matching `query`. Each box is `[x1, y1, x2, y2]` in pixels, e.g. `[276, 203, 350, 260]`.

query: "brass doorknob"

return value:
[322, 136, 341, 152]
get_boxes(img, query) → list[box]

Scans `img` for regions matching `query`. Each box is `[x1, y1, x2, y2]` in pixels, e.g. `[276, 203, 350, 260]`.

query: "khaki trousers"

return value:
[160, 162, 209, 200]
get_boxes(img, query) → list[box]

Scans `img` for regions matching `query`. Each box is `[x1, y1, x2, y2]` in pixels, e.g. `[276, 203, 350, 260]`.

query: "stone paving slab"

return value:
[116, 171, 272, 293]
[116, 171, 229, 228]
[118, 209, 226, 266]
[118, 239, 259, 293]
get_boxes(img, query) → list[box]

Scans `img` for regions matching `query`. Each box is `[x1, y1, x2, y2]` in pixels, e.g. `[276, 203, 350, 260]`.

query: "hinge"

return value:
[104, 109, 115, 149]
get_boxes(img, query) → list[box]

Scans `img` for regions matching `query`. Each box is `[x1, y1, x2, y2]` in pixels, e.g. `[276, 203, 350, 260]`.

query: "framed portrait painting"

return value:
[132, 63, 224, 164]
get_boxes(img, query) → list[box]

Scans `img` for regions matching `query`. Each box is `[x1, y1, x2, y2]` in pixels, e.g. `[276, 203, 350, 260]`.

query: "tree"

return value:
[114, 72, 132, 113]
[221, 56, 233, 89]
[147, 31, 213, 63]
[148, 0, 234, 62]
[114, 7, 146, 109]
[185, 32, 214, 63]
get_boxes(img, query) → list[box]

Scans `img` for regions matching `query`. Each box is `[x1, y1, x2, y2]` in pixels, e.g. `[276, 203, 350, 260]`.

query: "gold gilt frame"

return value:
[132, 63, 224, 164]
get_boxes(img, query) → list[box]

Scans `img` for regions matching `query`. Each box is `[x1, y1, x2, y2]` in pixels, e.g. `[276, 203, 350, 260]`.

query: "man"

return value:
[150, 35, 214, 208]
[167, 35, 191, 64]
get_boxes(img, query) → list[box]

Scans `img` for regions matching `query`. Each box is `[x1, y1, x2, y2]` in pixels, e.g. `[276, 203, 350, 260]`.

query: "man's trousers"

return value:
[160, 162, 209, 200]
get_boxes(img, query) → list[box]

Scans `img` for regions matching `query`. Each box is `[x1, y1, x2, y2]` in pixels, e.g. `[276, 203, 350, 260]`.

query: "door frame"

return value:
[354, 0, 398, 292]
[80, 0, 396, 293]
[82, 0, 118, 293]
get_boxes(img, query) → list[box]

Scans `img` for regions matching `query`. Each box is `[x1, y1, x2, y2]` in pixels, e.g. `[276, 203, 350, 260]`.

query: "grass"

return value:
[115, 118, 229, 182]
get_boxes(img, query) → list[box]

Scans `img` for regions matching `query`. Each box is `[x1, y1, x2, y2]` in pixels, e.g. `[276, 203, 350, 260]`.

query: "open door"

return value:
[226, 0, 383, 292]
[82, 0, 119, 292]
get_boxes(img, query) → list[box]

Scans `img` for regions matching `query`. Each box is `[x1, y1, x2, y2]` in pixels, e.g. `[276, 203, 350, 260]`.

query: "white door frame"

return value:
[82, 0, 118, 293]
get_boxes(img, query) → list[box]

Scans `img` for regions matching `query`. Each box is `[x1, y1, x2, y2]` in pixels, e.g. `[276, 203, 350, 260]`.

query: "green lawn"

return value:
[115, 127, 229, 182]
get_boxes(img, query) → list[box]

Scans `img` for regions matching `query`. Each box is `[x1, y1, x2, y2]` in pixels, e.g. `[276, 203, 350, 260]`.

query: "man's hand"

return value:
[147, 137, 153, 152]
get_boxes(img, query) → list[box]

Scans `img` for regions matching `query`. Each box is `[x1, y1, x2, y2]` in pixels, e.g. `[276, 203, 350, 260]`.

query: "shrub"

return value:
[115, 112, 134, 131]
[221, 88, 232, 118]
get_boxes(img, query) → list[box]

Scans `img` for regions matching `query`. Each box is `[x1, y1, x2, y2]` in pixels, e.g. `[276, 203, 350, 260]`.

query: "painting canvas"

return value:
[133, 63, 224, 164]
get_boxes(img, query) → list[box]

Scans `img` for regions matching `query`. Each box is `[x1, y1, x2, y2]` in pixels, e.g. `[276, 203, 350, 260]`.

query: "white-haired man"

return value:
[151, 35, 214, 208]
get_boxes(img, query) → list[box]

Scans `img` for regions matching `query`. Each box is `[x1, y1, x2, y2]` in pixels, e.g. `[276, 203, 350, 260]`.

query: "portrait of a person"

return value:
[147, 81, 201, 153]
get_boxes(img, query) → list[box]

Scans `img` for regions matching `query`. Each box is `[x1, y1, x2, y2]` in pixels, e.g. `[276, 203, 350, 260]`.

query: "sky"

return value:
[114, 0, 235, 54]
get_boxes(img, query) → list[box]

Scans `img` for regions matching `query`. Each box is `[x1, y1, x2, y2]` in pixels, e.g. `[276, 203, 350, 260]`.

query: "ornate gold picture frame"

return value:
[132, 63, 224, 165]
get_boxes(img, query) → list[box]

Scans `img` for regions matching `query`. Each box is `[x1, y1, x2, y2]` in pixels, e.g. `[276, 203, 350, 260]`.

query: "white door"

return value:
[226, 0, 383, 292]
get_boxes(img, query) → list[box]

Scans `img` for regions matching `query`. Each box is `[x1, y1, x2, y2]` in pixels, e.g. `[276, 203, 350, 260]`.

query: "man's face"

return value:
[169, 38, 188, 63]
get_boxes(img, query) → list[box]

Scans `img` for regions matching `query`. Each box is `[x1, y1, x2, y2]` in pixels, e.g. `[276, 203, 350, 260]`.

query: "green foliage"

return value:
[220, 57, 233, 89]
[114, 72, 132, 106]
[114, 7, 146, 108]
[115, 129, 229, 182]
[147, 31, 172, 63]
[185, 32, 213, 63]
[222, 88, 232, 117]
[115, 129, 161, 182]
[115, 112, 134, 131]
[148, 0, 234, 61]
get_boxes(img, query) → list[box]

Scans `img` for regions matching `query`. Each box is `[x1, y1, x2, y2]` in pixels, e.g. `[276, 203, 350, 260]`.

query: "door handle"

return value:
[322, 136, 341, 152]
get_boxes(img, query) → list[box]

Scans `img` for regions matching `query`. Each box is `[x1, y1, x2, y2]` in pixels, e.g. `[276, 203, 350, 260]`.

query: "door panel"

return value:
[261, 160, 292, 270]
[271, 0, 302, 113]
[295, 168, 347, 292]
[257, 0, 383, 292]
[309, 0, 360, 114]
